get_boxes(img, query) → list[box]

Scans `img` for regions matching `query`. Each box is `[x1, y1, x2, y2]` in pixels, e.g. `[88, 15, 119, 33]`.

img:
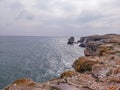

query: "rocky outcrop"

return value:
[82, 34, 120, 56]
[72, 57, 97, 72]
[4, 78, 51, 90]
[79, 34, 120, 48]
[4, 34, 120, 90]
[67, 36, 75, 45]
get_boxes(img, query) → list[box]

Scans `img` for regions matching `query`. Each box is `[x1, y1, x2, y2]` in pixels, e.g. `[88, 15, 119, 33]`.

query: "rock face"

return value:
[4, 34, 120, 90]
[79, 34, 119, 48]
[67, 36, 75, 45]
[81, 34, 120, 56]
[72, 57, 97, 73]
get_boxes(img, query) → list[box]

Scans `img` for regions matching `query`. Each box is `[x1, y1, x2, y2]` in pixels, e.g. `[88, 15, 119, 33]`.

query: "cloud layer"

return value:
[0, 0, 120, 36]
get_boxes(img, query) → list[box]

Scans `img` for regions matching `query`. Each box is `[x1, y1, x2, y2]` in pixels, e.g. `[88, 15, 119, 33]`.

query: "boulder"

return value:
[60, 70, 78, 78]
[67, 36, 75, 45]
[72, 57, 97, 73]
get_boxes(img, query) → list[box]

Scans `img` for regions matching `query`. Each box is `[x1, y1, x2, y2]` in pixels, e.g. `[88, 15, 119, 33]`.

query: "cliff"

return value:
[4, 34, 120, 90]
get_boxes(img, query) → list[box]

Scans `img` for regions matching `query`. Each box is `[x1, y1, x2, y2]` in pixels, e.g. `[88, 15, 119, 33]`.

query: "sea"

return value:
[0, 36, 84, 89]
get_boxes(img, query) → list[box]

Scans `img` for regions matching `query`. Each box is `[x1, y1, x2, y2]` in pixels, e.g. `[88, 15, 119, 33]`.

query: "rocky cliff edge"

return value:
[4, 34, 120, 90]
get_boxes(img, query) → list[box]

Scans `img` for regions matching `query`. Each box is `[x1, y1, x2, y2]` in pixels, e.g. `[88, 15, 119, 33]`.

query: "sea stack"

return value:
[67, 36, 75, 45]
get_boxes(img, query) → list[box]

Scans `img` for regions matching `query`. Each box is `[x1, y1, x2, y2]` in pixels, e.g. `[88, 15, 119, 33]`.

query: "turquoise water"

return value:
[0, 36, 84, 89]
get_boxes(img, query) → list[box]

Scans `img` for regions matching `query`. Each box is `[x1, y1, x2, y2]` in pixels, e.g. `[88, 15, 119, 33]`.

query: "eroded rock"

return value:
[72, 57, 97, 73]
[67, 36, 75, 45]
[4, 34, 120, 90]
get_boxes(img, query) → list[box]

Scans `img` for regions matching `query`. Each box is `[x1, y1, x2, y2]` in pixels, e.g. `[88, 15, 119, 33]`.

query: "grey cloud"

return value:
[0, 0, 23, 10]
[37, 10, 105, 28]
[8, 2, 23, 10]
[75, 11, 105, 23]
[34, 0, 52, 10]
[16, 10, 34, 20]
[0, 0, 120, 36]
[53, 1, 74, 12]
[102, 0, 120, 8]
[34, 0, 74, 13]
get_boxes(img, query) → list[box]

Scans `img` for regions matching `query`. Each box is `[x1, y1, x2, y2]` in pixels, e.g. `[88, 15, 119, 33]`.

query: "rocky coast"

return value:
[4, 34, 120, 90]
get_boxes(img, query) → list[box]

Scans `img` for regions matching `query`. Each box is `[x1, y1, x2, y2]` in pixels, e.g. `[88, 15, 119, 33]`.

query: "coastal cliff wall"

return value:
[4, 34, 120, 90]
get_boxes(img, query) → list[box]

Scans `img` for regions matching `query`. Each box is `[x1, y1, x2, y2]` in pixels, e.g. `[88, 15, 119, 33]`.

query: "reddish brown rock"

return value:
[92, 64, 111, 80]
[4, 78, 51, 90]
[4, 34, 120, 90]
[82, 34, 120, 56]
[60, 70, 78, 78]
[72, 57, 97, 73]
[108, 86, 120, 90]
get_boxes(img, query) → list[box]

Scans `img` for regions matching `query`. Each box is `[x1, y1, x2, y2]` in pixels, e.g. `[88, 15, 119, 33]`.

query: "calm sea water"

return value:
[0, 36, 84, 89]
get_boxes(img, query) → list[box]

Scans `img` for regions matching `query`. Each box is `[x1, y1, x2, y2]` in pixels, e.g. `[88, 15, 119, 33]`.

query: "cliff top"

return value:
[4, 34, 120, 90]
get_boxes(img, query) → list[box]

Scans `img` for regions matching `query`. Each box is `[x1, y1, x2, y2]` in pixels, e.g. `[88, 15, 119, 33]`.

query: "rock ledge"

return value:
[4, 34, 120, 90]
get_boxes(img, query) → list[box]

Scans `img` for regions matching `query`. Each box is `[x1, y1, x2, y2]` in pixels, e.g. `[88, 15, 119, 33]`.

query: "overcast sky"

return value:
[0, 0, 120, 36]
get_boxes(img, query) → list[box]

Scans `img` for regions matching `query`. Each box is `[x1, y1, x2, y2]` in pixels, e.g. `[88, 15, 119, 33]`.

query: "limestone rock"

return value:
[4, 78, 51, 90]
[92, 64, 110, 79]
[72, 57, 97, 73]
[60, 70, 78, 78]
[4, 34, 120, 90]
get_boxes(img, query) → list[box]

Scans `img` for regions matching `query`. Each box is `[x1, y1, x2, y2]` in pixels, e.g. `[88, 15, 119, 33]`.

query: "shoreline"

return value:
[4, 34, 120, 90]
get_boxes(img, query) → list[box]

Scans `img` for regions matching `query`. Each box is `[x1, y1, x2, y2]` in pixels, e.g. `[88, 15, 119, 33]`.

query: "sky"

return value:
[0, 0, 120, 36]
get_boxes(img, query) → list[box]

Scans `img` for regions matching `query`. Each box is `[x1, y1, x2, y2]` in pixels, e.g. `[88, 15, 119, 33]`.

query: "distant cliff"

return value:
[4, 34, 120, 90]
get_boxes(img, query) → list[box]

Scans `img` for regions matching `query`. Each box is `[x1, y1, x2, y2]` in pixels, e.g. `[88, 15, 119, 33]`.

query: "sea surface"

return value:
[0, 36, 84, 89]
